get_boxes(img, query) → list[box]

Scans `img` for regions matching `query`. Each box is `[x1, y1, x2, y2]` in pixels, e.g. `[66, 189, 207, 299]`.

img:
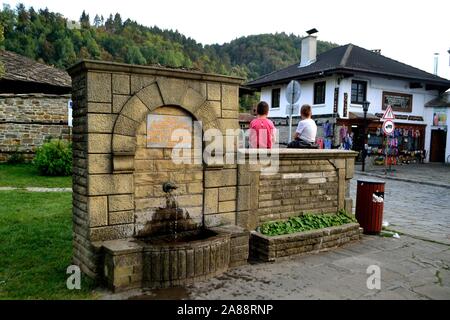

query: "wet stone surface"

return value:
[101, 235, 450, 300]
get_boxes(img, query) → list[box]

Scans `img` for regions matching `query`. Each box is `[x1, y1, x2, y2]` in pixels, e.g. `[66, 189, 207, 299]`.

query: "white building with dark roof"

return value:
[246, 32, 450, 163]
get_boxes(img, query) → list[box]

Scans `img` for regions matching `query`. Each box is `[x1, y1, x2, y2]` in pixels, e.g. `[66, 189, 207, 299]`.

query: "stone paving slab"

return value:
[350, 173, 450, 245]
[98, 164, 450, 300]
[355, 163, 450, 188]
[101, 235, 450, 300]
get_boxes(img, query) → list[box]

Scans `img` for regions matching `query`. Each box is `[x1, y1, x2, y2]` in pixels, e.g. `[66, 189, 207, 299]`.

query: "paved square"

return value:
[351, 173, 450, 245]
[103, 235, 449, 300]
[101, 170, 450, 300]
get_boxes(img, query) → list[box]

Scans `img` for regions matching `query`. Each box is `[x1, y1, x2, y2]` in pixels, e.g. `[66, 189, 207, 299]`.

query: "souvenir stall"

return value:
[366, 123, 426, 165]
[336, 115, 426, 165]
[337, 125, 353, 150]
[315, 121, 333, 149]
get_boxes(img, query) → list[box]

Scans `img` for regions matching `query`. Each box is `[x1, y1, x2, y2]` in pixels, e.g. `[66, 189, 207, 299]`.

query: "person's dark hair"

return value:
[301, 104, 312, 118]
[257, 101, 269, 115]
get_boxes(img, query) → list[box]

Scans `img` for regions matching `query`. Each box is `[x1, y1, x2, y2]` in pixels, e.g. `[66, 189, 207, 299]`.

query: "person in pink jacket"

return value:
[249, 101, 276, 148]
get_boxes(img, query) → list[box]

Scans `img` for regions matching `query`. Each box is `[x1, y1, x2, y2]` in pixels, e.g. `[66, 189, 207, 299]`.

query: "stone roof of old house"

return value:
[0, 50, 71, 89]
[246, 44, 450, 91]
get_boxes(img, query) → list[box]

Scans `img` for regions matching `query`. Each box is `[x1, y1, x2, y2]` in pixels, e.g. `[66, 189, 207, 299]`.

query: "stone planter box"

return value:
[250, 223, 362, 262]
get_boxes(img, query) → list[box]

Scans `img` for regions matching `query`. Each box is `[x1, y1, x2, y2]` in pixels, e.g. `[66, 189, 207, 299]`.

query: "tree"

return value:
[93, 14, 101, 27]
[80, 10, 90, 28]
[112, 13, 122, 33]
[0, 23, 4, 49]
[125, 45, 146, 65]
[0, 5, 338, 79]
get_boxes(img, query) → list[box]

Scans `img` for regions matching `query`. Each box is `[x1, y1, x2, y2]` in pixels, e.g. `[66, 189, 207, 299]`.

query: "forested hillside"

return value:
[0, 4, 337, 81]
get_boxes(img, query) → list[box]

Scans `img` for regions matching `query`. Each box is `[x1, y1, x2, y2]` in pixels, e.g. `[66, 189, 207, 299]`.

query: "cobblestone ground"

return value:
[104, 235, 450, 300]
[102, 170, 450, 300]
[357, 162, 450, 188]
[351, 173, 450, 245]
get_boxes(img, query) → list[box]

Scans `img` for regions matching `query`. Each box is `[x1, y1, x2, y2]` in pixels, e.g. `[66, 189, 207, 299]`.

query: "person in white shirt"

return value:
[294, 104, 317, 143]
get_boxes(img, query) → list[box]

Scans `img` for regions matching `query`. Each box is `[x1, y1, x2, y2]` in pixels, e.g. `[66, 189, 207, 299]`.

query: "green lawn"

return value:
[0, 164, 71, 188]
[0, 191, 97, 299]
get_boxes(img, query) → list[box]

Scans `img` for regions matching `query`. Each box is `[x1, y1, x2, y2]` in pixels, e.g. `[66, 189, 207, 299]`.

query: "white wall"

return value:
[260, 74, 445, 161]
[340, 76, 438, 125]
[423, 105, 450, 163]
[260, 76, 337, 118]
[340, 75, 440, 162]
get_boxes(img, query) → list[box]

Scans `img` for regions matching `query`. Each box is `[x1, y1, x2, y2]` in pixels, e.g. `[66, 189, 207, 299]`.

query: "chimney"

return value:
[433, 53, 439, 75]
[300, 28, 318, 67]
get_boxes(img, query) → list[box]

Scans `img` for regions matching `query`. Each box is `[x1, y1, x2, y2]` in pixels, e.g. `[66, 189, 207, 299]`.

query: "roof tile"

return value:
[247, 44, 450, 88]
[0, 50, 71, 88]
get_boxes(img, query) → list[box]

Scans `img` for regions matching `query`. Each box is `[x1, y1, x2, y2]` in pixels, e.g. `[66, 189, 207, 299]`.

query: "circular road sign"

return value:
[382, 120, 395, 135]
[285, 80, 301, 105]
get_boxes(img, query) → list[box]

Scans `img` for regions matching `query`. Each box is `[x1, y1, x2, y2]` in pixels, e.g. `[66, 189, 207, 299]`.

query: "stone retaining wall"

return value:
[236, 149, 357, 231]
[0, 94, 70, 162]
[250, 222, 362, 262]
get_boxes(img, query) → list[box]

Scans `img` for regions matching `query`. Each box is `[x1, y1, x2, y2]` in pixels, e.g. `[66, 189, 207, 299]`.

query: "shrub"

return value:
[33, 139, 72, 176]
[259, 209, 357, 236]
[7, 148, 25, 164]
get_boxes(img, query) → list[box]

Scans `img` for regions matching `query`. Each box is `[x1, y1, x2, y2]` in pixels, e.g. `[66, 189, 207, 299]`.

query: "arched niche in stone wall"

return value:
[111, 78, 223, 173]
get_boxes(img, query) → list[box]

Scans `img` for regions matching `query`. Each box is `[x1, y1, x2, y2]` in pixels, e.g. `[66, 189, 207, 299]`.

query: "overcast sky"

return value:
[3, 0, 450, 78]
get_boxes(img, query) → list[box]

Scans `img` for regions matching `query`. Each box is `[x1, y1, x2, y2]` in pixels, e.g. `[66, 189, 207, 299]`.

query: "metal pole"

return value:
[384, 133, 388, 175]
[288, 113, 293, 142]
[362, 111, 367, 172]
[288, 86, 295, 142]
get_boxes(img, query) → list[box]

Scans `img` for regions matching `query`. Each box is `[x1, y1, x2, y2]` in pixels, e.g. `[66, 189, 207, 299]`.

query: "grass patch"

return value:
[259, 210, 357, 236]
[0, 191, 96, 299]
[0, 164, 71, 188]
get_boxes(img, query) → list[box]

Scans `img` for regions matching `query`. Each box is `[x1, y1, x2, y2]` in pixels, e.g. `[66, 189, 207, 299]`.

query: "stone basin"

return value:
[140, 229, 231, 288]
[98, 226, 250, 292]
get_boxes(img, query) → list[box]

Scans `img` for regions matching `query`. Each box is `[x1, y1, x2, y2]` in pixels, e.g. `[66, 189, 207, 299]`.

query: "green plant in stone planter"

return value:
[33, 139, 72, 176]
[259, 210, 357, 236]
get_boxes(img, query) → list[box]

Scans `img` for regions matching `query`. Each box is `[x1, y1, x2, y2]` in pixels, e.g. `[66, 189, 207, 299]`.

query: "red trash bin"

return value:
[355, 179, 385, 234]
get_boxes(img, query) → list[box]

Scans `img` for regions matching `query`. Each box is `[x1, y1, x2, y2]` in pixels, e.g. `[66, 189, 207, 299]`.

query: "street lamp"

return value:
[361, 100, 370, 172]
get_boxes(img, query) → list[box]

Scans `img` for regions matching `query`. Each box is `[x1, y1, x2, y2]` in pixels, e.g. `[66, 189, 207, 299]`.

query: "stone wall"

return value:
[134, 106, 204, 236]
[0, 94, 71, 162]
[258, 159, 339, 223]
[68, 60, 243, 278]
[236, 149, 357, 231]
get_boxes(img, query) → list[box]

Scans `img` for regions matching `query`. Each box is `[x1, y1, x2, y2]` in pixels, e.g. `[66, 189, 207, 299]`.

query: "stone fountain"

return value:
[68, 60, 357, 293]
[136, 182, 232, 289]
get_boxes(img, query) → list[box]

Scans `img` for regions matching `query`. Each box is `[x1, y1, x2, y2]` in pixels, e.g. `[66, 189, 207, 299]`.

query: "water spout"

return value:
[162, 182, 179, 240]
[163, 181, 178, 194]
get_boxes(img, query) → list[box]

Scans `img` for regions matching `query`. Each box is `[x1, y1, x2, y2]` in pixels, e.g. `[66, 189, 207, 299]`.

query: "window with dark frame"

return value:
[271, 88, 280, 109]
[351, 80, 367, 104]
[313, 81, 326, 105]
